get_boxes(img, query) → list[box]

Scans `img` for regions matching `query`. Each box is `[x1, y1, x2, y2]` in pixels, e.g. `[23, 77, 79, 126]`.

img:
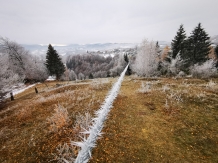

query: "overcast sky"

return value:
[0, 0, 218, 44]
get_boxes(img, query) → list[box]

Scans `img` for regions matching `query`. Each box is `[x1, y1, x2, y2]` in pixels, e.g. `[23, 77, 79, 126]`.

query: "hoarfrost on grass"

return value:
[162, 85, 170, 92]
[47, 104, 70, 133]
[206, 80, 216, 89]
[138, 82, 152, 93]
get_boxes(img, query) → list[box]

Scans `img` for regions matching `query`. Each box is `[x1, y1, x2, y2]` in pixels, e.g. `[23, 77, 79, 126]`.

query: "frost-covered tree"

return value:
[171, 24, 186, 59]
[66, 54, 114, 78]
[0, 37, 48, 98]
[110, 54, 127, 77]
[182, 23, 211, 66]
[133, 39, 159, 77]
[24, 56, 48, 82]
[0, 37, 28, 79]
[166, 53, 185, 76]
[45, 44, 65, 80]
[78, 72, 85, 80]
[0, 53, 21, 95]
[69, 70, 77, 80]
[190, 59, 218, 78]
[93, 71, 107, 78]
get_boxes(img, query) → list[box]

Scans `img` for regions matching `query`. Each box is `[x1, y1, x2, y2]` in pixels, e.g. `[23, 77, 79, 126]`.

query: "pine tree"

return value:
[215, 45, 218, 68]
[182, 23, 211, 65]
[124, 53, 132, 75]
[171, 24, 186, 59]
[45, 44, 65, 80]
[156, 41, 161, 56]
[215, 45, 218, 59]
[89, 73, 94, 79]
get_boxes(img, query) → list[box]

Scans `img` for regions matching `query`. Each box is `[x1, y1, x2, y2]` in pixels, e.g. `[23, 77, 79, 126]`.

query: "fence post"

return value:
[35, 87, 38, 94]
[10, 92, 14, 101]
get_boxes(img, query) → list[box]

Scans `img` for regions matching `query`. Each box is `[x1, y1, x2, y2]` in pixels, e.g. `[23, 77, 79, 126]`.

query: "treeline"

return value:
[65, 53, 127, 80]
[133, 23, 218, 78]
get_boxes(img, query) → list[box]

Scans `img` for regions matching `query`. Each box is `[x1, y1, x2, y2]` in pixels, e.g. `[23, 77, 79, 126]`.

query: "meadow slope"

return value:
[0, 76, 218, 162]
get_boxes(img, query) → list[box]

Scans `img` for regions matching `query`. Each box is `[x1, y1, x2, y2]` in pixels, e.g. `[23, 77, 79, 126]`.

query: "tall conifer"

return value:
[182, 23, 211, 65]
[171, 24, 186, 59]
[215, 45, 218, 59]
[45, 44, 65, 80]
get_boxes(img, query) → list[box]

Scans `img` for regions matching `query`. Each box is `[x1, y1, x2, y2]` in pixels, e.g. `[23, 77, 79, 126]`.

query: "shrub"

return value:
[190, 59, 218, 78]
[53, 143, 76, 163]
[47, 104, 70, 132]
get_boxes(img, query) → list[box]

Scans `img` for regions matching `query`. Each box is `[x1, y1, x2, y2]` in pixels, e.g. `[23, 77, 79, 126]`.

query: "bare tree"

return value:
[0, 37, 28, 77]
[0, 37, 48, 99]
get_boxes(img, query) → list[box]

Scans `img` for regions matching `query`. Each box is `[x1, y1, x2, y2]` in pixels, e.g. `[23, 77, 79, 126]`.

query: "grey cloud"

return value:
[0, 0, 218, 44]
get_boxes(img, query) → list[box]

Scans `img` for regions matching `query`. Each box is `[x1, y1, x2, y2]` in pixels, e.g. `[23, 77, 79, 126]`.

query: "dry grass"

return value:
[0, 79, 113, 162]
[0, 77, 218, 162]
[47, 104, 70, 133]
[89, 77, 218, 163]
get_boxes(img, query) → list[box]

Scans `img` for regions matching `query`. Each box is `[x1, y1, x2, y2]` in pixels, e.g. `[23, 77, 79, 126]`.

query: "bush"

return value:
[190, 59, 218, 78]
[47, 104, 70, 132]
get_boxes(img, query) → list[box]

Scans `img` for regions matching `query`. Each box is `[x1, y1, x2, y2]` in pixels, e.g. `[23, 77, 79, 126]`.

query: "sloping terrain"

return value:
[0, 79, 113, 162]
[90, 77, 218, 163]
[0, 77, 218, 162]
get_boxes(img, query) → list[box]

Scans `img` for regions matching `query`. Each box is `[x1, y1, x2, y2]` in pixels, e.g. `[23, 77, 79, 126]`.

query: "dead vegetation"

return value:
[89, 77, 218, 163]
[0, 77, 218, 162]
[0, 79, 113, 162]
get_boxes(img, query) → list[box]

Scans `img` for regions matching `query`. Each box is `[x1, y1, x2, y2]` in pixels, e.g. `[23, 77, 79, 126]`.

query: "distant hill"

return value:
[22, 43, 138, 56]
[23, 41, 171, 58]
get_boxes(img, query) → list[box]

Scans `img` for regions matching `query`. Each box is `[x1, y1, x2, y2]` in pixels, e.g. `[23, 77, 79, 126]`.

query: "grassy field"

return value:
[0, 76, 218, 162]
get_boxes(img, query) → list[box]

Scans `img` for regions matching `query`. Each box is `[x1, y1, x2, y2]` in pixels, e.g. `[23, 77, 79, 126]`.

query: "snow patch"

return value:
[46, 76, 56, 81]
[5, 84, 37, 99]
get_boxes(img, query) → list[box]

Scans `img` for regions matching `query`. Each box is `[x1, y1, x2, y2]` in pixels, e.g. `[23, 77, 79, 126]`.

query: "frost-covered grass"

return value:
[89, 77, 218, 163]
[138, 82, 152, 93]
[0, 77, 218, 162]
[0, 80, 112, 162]
[47, 104, 70, 133]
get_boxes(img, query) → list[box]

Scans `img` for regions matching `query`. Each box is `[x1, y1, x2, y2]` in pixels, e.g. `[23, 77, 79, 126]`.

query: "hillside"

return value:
[0, 76, 218, 162]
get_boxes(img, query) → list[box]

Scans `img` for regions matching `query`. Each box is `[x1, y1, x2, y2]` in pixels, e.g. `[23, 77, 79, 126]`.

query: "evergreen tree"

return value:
[124, 53, 132, 75]
[215, 45, 218, 68]
[124, 53, 129, 63]
[89, 73, 94, 79]
[182, 23, 211, 65]
[156, 41, 161, 56]
[215, 45, 218, 59]
[171, 24, 186, 59]
[45, 44, 65, 80]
